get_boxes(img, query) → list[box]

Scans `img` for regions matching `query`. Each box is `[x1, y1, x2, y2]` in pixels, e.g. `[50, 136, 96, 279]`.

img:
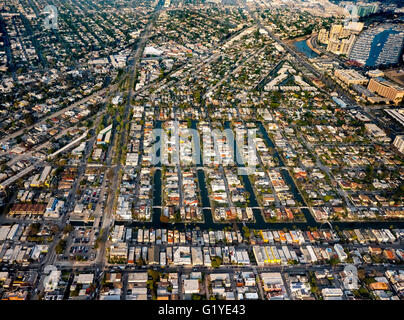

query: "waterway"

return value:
[117, 120, 404, 231]
[294, 39, 319, 59]
[224, 121, 266, 225]
[257, 122, 315, 225]
[191, 120, 215, 225]
[152, 120, 163, 228]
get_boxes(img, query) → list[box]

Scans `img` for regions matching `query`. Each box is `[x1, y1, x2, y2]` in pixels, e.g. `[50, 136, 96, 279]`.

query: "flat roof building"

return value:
[393, 135, 404, 154]
[368, 77, 404, 104]
[334, 69, 368, 85]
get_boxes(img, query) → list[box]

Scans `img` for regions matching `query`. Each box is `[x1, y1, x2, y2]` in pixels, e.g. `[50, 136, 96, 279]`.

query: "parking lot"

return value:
[64, 227, 96, 262]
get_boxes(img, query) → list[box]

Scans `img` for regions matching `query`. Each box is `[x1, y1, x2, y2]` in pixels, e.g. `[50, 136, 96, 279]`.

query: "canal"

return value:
[119, 120, 404, 231]
[224, 121, 266, 225]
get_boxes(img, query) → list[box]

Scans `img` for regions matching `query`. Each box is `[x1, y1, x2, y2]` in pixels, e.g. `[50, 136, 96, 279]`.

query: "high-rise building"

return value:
[326, 34, 355, 56]
[329, 24, 343, 40]
[340, 27, 351, 39]
[356, 3, 379, 17]
[340, 35, 356, 56]
[318, 29, 329, 45]
[322, 23, 360, 55]
[327, 39, 341, 54]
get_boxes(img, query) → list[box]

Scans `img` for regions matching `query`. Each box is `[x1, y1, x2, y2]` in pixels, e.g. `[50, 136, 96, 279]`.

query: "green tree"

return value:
[55, 239, 67, 254]
[211, 256, 222, 268]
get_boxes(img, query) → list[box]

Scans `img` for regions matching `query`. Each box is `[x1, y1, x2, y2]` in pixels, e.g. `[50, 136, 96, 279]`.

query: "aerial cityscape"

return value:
[0, 0, 404, 303]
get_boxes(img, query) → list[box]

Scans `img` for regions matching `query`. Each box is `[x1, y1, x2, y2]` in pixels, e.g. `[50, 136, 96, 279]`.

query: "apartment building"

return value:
[368, 78, 404, 104]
